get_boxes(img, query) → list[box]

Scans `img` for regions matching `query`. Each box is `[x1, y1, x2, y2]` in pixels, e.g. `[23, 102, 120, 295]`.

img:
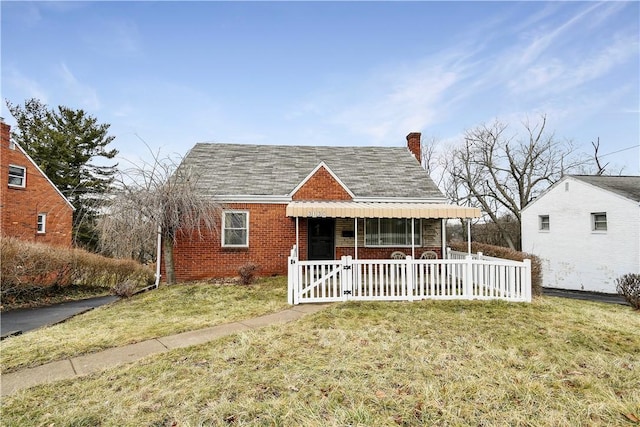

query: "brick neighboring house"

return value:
[0, 119, 74, 246]
[170, 132, 479, 281]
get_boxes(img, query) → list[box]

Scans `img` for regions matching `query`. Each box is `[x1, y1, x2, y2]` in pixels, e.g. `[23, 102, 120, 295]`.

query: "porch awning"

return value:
[286, 201, 480, 219]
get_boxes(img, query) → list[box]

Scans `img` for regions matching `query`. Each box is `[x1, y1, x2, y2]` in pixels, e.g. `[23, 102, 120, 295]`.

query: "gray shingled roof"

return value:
[179, 143, 446, 200]
[571, 175, 640, 202]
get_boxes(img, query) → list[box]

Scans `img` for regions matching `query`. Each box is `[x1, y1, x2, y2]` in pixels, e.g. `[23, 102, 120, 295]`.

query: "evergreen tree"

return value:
[7, 98, 118, 249]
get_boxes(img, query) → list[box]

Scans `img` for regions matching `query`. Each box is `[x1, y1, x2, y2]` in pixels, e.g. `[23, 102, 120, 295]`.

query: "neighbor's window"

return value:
[37, 213, 47, 233]
[222, 211, 249, 247]
[591, 212, 607, 231]
[8, 165, 26, 187]
[365, 218, 421, 247]
[539, 215, 550, 231]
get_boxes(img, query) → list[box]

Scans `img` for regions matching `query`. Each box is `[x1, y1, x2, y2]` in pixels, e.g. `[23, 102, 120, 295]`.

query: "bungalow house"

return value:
[0, 119, 74, 246]
[521, 175, 640, 294]
[171, 133, 480, 281]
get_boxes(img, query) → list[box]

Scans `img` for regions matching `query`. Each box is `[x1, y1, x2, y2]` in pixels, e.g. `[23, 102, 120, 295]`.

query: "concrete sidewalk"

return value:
[1, 304, 329, 397]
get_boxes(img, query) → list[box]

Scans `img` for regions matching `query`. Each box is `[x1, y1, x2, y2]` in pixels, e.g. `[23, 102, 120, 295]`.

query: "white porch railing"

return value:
[287, 247, 531, 305]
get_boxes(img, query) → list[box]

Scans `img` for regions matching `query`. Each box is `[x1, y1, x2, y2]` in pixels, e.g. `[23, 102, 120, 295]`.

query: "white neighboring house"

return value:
[521, 175, 640, 294]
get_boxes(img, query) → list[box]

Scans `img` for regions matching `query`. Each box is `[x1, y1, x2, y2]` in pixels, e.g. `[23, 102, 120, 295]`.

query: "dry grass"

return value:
[0, 277, 288, 373]
[2, 297, 638, 426]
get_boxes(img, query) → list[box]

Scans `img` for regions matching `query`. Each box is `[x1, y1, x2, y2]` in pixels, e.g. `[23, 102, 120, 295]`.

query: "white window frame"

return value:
[364, 218, 421, 247]
[37, 213, 47, 233]
[539, 215, 550, 231]
[222, 210, 249, 247]
[8, 164, 26, 188]
[591, 212, 607, 232]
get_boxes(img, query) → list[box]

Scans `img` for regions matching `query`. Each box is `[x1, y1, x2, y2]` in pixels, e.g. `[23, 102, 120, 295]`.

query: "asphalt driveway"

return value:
[542, 288, 628, 305]
[1, 296, 119, 339]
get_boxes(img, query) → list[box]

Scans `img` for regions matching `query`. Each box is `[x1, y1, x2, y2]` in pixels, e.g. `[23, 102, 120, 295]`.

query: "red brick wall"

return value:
[171, 203, 302, 281]
[170, 202, 442, 281]
[292, 166, 352, 201]
[0, 122, 73, 246]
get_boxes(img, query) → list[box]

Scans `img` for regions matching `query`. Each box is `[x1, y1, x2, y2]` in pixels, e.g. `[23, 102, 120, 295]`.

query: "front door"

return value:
[308, 218, 335, 260]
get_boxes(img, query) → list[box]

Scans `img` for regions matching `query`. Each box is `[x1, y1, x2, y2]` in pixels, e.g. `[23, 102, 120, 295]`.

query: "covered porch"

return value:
[286, 201, 532, 304]
[286, 201, 481, 261]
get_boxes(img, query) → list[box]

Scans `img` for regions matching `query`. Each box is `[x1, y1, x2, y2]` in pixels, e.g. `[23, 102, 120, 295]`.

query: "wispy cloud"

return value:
[57, 63, 101, 110]
[4, 68, 49, 104]
[83, 18, 142, 57]
[314, 1, 637, 144]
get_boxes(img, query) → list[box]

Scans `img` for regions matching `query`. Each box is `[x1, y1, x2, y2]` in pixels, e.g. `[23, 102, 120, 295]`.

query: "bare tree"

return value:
[591, 137, 609, 175]
[98, 147, 221, 284]
[445, 115, 583, 250]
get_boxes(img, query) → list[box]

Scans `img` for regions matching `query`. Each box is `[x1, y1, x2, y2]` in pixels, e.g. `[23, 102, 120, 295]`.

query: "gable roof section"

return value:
[180, 143, 446, 202]
[522, 174, 640, 212]
[290, 162, 355, 200]
[13, 142, 75, 211]
[570, 175, 640, 202]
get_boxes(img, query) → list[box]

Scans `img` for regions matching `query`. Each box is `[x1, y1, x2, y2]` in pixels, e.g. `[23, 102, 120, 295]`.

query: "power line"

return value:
[598, 144, 640, 158]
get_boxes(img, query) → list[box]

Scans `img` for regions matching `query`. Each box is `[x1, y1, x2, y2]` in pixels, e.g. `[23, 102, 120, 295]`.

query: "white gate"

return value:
[287, 248, 532, 304]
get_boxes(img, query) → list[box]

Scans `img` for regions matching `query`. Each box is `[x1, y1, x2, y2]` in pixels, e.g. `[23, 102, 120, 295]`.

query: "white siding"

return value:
[522, 177, 640, 293]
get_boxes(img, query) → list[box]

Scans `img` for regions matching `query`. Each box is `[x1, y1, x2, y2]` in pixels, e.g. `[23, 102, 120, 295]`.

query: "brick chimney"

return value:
[406, 132, 421, 163]
[1, 118, 11, 149]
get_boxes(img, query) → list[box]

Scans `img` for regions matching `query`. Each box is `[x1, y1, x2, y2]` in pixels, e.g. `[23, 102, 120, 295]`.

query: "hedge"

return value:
[1, 237, 154, 299]
[448, 241, 543, 297]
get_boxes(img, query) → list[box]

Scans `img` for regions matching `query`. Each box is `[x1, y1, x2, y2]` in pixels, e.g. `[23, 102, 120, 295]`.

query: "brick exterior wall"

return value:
[171, 203, 301, 280]
[0, 121, 73, 246]
[171, 202, 443, 281]
[292, 165, 352, 201]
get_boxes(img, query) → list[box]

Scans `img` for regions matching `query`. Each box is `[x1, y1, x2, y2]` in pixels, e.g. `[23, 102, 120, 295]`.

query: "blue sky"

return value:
[2, 1, 639, 176]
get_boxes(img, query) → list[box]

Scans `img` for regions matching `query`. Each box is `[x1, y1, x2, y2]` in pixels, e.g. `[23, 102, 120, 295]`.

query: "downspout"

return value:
[154, 225, 162, 289]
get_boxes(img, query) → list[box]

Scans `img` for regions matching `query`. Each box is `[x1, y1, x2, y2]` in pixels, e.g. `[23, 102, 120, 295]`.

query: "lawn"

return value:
[0, 277, 289, 373]
[2, 295, 638, 426]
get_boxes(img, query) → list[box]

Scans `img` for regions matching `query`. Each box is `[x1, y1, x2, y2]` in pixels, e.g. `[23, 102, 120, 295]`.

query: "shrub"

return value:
[616, 273, 640, 310]
[238, 262, 259, 285]
[0, 237, 154, 301]
[448, 241, 543, 297]
[111, 280, 139, 298]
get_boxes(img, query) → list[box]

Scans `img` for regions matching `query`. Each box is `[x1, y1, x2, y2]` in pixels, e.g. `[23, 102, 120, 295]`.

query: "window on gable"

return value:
[222, 211, 249, 247]
[539, 215, 550, 231]
[591, 212, 607, 231]
[37, 213, 47, 233]
[8, 165, 26, 187]
[365, 218, 421, 247]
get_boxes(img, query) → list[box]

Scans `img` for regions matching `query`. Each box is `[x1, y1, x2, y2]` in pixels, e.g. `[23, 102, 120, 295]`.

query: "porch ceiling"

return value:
[286, 201, 480, 219]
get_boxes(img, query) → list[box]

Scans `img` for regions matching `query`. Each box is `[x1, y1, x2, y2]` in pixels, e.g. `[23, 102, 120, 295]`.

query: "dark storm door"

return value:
[308, 218, 336, 260]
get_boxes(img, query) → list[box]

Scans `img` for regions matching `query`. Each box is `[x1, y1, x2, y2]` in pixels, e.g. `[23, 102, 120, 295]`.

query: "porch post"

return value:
[411, 218, 415, 259]
[441, 219, 446, 258]
[296, 217, 299, 257]
[354, 217, 358, 260]
[467, 218, 471, 255]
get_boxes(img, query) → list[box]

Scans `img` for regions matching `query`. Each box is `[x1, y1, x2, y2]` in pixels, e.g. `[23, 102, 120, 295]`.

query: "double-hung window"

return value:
[222, 211, 249, 247]
[539, 215, 550, 231]
[591, 212, 607, 232]
[365, 218, 421, 247]
[8, 165, 26, 187]
[37, 213, 47, 233]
